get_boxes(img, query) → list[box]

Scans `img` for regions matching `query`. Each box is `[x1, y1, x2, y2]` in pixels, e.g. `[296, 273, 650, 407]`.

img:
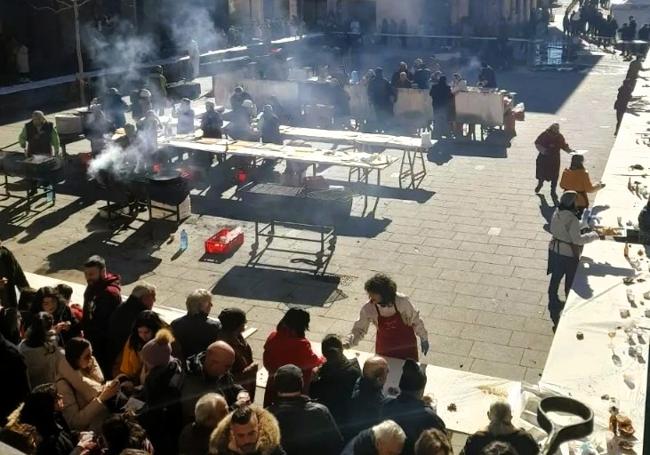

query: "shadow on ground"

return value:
[212, 265, 346, 307]
[36, 221, 177, 284]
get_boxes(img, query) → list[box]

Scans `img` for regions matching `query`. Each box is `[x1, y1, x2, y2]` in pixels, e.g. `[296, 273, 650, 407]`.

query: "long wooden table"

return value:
[279, 125, 429, 189]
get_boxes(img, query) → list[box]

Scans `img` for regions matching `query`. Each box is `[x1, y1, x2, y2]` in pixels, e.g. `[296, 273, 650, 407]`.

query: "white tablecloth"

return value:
[540, 240, 648, 452]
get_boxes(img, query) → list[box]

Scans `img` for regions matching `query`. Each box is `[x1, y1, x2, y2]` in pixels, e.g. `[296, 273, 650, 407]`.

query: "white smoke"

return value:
[83, 20, 155, 90]
[167, 6, 228, 53]
[87, 137, 151, 181]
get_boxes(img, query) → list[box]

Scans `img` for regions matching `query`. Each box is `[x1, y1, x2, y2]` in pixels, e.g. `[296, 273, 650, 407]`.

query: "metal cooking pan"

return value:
[537, 396, 594, 455]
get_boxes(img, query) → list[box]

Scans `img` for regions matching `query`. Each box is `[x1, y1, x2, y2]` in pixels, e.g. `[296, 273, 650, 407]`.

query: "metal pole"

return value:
[73, 0, 87, 106]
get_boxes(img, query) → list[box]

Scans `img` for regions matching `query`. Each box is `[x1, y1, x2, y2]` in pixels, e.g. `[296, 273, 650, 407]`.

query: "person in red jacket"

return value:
[82, 255, 122, 378]
[263, 308, 323, 407]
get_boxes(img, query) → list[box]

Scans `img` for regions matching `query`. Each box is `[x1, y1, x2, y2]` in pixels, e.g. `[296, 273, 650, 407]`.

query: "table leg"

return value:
[399, 150, 407, 189]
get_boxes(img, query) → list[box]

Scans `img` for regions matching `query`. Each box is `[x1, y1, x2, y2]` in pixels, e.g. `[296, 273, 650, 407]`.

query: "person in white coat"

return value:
[345, 274, 429, 360]
[547, 191, 599, 330]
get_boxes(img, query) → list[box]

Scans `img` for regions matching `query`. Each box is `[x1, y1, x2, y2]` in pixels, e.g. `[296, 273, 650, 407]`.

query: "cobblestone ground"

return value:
[0, 45, 627, 385]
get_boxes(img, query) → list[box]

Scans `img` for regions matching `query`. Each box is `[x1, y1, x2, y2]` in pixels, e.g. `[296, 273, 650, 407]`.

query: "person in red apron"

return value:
[345, 274, 429, 360]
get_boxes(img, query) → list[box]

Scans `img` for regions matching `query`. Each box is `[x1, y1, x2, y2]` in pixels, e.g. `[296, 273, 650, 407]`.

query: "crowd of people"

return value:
[0, 247, 541, 455]
[362, 58, 497, 137]
[565, 1, 650, 58]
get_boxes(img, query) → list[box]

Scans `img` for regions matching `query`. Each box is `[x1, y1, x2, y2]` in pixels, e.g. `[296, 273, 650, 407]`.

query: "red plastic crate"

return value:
[204, 227, 244, 254]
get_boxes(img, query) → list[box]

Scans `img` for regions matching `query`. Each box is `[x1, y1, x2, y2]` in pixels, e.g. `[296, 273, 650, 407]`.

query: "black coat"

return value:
[429, 82, 452, 109]
[139, 359, 185, 455]
[0, 334, 29, 426]
[178, 422, 212, 455]
[340, 428, 378, 455]
[382, 394, 446, 455]
[0, 246, 29, 308]
[171, 313, 221, 360]
[413, 68, 432, 89]
[460, 429, 539, 455]
[310, 357, 360, 430]
[347, 377, 389, 439]
[478, 66, 497, 88]
[107, 295, 147, 365]
[267, 395, 343, 455]
[182, 351, 243, 421]
[367, 76, 395, 109]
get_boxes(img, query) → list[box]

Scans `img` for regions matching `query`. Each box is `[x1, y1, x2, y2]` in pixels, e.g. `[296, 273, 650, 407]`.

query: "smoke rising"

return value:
[166, 6, 228, 54]
[87, 137, 152, 181]
[83, 20, 155, 92]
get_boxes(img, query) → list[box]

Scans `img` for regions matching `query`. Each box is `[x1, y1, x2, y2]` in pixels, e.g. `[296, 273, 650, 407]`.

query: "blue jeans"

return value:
[547, 250, 579, 329]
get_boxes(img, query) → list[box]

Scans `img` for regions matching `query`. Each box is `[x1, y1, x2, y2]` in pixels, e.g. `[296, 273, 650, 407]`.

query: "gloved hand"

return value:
[421, 340, 430, 355]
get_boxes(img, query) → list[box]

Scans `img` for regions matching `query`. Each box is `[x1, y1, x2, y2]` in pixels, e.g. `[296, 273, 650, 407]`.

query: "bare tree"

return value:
[27, 0, 92, 105]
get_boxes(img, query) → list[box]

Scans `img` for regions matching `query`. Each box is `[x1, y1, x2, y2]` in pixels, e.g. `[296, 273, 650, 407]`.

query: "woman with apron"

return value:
[345, 274, 429, 360]
[547, 191, 599, 331]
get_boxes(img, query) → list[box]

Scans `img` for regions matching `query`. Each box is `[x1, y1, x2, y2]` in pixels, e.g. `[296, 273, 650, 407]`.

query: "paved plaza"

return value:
[0, 47, 628, 385]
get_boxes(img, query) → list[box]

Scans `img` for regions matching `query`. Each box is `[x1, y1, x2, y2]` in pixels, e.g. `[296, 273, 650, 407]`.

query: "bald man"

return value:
[178, 393, 228, 455]
[182, 340, 244, 422]
[346, 356, 390, 438]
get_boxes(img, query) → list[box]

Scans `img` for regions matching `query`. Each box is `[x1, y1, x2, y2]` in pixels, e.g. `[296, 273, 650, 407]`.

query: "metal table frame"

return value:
[248, 220, 336, 276]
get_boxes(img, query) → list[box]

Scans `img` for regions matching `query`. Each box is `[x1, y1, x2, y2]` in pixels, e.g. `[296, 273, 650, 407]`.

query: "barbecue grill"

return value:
[239, 182, 352, 225]
[147, 170, 190, 223]
[0, 151, 64, 207]
[94, 168, 148, 220]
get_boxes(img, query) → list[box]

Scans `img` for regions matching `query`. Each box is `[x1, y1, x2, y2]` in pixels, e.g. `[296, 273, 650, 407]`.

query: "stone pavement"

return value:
[0, 47, 628, 385]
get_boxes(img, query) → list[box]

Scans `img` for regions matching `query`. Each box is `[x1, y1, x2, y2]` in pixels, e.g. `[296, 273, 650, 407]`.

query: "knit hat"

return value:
[274, 364, 303, 394]
[399, 359, 427, 392]
[141, 328, 173, 369]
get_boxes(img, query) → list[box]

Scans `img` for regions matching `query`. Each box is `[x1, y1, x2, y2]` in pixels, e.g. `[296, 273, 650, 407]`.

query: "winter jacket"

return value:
[0, 334, 29, 426]
[116, 337, 144, 381]
[346, 377, 390, 438]
[220, 331, 256, 398]
[267, 395, 343, 455]
[309, 357, 361, 429]
[548, 209, 599, 257]
[382, 393, 447, 455]
[0, 246, 29, 308]
[178, 422, 213, 455]
[171, 313, 221, 360]
[82, 273, 122, 375]
[0, 412, 75, 455]
[19, 341, 64, 389]
[346, 293, 428, 348]
[429, 81, 453, 109]
[182, 351, 243, 421]
[559, 169, 599, 208]
[341, 428, 379, 455]
[262, 327, 324, 407]
[107, 295, 147, 365]
[139, 358, 185, 455]
[209, 406, 286, 455]
[56, 356, 109, 431]
[460, 428, 539, 455]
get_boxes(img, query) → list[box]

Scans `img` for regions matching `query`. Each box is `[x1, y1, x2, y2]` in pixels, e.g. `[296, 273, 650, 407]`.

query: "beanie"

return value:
[399, 359, 427, 392]
[141, 328, 173, 369]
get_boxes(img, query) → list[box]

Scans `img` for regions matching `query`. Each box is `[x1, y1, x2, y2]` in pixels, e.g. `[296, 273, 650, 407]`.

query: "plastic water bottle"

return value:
[180, 229, 188, 251]
[46, 185, 54, 203]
